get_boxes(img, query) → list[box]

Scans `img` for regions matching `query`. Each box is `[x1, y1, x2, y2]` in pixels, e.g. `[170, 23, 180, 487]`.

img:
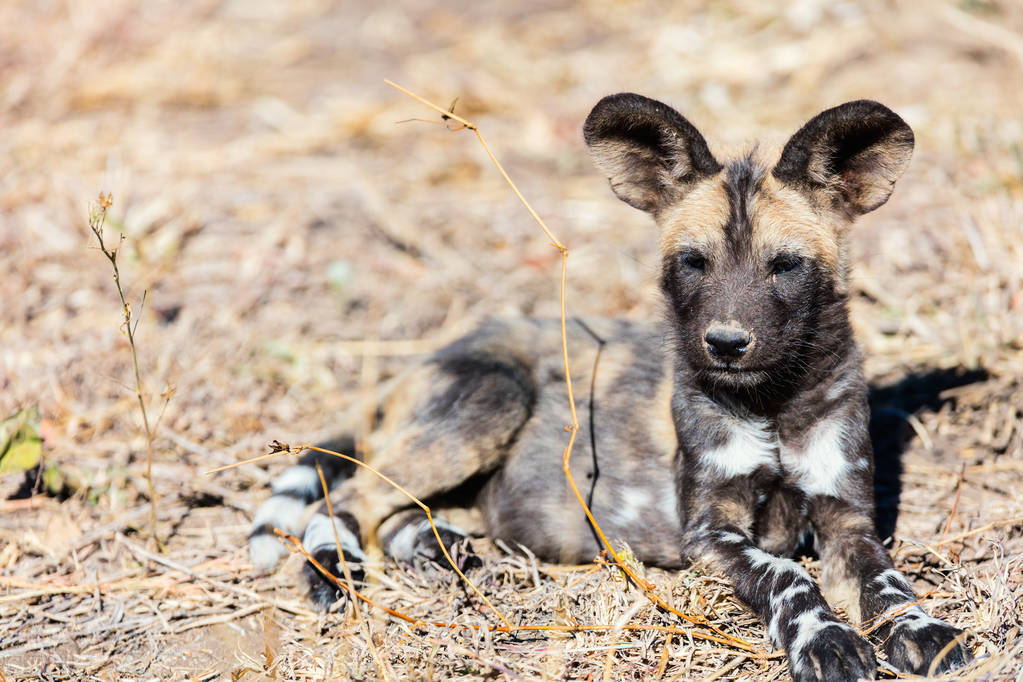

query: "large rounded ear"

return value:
[773, 100, 914, 216]
[583, 93, 721, 215]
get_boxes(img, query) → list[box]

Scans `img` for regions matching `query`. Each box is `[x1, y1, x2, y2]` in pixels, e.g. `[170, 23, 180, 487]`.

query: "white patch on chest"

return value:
[782, 417, 864, 498]
[700, 415, 779, 477]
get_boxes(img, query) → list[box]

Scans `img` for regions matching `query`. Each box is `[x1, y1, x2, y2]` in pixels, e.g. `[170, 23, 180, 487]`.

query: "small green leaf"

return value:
[0, 438, 42, 474]
[0, 406, 42, 474]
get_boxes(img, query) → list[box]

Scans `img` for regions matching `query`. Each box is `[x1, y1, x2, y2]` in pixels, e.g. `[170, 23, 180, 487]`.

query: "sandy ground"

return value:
[1, 0, 1021, 679]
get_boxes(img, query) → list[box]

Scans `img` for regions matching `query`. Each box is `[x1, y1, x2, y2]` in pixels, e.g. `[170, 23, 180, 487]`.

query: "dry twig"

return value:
[88, 193, 161, 547]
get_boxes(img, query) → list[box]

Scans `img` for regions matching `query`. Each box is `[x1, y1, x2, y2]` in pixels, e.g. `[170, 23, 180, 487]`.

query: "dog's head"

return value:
[584, 94, 913, 395]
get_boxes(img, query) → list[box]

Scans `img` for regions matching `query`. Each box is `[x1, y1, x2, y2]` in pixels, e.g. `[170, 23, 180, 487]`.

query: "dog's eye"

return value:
[680, 250, 706, 272]
[771, 254, 803, 275]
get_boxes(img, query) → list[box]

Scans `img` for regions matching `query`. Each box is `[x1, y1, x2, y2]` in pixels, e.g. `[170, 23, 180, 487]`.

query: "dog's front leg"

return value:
[787, 407, 973, 675]
[684, 481, 876, 682]
[812, 495, 973, 675]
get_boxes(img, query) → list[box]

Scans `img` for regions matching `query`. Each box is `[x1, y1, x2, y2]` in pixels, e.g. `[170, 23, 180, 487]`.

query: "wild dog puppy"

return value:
[249, 94, 973, 680]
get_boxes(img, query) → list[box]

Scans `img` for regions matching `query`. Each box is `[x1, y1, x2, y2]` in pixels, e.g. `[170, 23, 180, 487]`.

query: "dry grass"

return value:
[1, 0, 1022, 679]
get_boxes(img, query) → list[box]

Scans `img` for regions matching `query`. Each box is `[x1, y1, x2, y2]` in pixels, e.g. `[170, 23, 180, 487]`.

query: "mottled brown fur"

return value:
[754, 174, 844, 277]
[657, 175, 731, 256]
[251, 94, 971, 682]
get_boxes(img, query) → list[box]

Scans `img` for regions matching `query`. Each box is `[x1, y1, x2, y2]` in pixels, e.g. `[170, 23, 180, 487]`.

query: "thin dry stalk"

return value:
[88, 193, 160, 547]
[384, 81, 754, 652]
[936, 515, 1023, 547]
[234, 443, 761, 647]
[282, 441, 509, 627]
[2, 3, 1020, 679]
[939, 463, 967, 547]
[207, 84, 759, 654]
[274, 527, 771, 649]
[315, 462, 391, 681]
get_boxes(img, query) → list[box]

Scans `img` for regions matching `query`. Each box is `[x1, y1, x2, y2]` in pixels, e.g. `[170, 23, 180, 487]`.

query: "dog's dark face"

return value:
[656, 158, 848, 394]
[584, 94, 914, 396]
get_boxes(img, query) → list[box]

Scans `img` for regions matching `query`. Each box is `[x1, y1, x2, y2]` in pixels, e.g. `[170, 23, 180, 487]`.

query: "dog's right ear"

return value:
[584, 93, 721, 215]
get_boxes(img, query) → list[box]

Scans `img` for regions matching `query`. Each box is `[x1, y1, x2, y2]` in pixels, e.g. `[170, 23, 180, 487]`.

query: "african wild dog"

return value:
[249, 94, 973, 680]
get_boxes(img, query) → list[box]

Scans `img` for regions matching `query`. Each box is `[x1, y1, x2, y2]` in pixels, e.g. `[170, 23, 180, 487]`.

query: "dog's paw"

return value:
[787, 613, 877, 682]
[412, 527, 483, 574]
[249, 529, 290, 572]
[389, 518, 483, 573]
[884, 609, 972, 675]
[441, 536, 483, 573]
[303, 546, 365, 611]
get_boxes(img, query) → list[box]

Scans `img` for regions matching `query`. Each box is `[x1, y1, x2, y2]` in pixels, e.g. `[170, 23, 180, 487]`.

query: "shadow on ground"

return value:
[869, 366, 989, 541]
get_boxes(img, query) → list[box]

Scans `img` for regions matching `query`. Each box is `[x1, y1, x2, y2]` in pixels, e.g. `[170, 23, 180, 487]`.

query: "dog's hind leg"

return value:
[248, 434, 359, 571]
[302, 343, 536, 608]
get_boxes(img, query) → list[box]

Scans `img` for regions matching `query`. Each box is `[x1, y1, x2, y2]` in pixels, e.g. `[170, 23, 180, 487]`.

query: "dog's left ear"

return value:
[773, 100, 914, 216]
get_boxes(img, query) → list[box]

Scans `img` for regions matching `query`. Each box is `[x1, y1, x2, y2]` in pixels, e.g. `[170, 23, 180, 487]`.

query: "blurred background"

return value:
[1, 0, 1021, 678]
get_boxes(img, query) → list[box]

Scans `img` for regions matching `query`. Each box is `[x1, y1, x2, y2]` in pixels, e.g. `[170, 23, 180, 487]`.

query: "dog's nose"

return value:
[705, 325, 752, 359]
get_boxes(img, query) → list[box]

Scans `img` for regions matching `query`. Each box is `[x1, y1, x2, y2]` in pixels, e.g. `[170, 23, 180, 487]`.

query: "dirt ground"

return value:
[1, 0, 1022, 679]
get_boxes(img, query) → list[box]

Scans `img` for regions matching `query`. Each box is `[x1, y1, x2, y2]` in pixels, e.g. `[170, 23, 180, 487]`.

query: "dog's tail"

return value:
[248, 435, 359, 570]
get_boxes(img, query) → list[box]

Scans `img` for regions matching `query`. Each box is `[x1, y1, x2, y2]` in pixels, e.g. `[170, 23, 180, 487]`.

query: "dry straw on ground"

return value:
[1, 0, 1022, 679]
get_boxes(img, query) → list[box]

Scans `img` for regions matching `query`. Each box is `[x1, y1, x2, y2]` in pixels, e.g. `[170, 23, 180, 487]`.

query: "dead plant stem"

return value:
[88, 195, 160, 548]
[315, 462, 391, 681]
[384, 82, 752, 650]
[276, 529, 768, 651]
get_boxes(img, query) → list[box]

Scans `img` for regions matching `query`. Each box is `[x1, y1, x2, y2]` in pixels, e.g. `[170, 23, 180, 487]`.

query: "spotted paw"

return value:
[387, 518, 483, 573]
[443, 536, 484, 573]
[884, 610, 972, 675]
[787, 615, 877, 682]
[299, 512, 367, 610]
[411, 526, 483, 573]
[303, 545, 366, 611]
